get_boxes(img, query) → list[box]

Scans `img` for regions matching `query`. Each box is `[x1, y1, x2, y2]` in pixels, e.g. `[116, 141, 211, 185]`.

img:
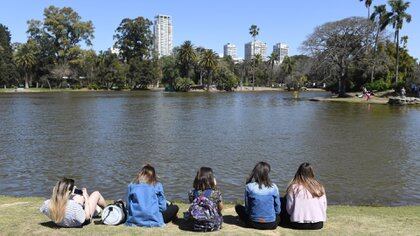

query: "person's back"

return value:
[126, 182, 166, 227]
[246, 182, 280, 223]
[40, 199, 85, 227]
[286, 184, 326, 224]
[284, 162, 326, 230]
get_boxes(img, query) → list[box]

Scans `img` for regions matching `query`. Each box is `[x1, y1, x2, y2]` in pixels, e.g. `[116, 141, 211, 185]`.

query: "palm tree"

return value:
[199, 49, 218, 91]
[388, 0, 412, 86]
[369, 4, 392, 82]
[177, 41, 197, 78]
[360, 0, 374, 18]
[267, 51, 279, 86]
[14, 41, 37, 89]
[249, 25, 259, 90]
[281, 56, 294, 76]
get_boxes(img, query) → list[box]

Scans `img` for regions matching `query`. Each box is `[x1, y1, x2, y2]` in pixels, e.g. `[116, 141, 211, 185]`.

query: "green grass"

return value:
[0, 196, 419, 235]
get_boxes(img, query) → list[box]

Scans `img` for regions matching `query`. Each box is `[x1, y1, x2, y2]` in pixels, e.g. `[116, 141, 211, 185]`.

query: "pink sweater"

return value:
[286, 184, 327, 223]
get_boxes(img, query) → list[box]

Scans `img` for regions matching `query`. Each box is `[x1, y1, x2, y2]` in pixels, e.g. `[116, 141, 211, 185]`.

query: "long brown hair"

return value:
[193, 167, 217, 190]
[246, 162, 273, 189]
[49, 178, 75, 223]
[287, 162, 325, 198]
[133, 164, 158, 185]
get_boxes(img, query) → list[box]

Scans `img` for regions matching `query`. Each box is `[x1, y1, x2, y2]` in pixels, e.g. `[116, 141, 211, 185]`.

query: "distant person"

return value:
[284, 163, 326, 230]
[40, 177, 106, 227]
[235, 162, 281, 230]
[186, 167, 223, 232]
[401, 87, 406, 98]
[125, 164, 179, 227]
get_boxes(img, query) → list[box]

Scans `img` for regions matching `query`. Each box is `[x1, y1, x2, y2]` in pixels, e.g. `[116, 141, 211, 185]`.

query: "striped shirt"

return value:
[40, 199, 86, 227]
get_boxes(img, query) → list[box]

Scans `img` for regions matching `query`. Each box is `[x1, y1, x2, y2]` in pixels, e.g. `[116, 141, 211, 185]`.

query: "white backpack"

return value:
[101, 201, 127, 225]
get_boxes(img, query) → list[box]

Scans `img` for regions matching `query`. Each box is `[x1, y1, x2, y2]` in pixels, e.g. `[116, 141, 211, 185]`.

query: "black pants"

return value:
[162, 204, 179, 223]
[289, 222, 323, 230]
[235, 205, 280, 230]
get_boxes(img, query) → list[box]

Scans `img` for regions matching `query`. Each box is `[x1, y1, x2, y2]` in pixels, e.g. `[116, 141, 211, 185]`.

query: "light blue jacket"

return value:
[245, 182, 281, 223]
[125, 182, 167, 227]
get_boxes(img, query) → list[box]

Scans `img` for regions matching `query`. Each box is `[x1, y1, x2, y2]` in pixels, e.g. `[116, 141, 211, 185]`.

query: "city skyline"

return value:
[0, 0, 419, 59]
[154, 14, 173, 57]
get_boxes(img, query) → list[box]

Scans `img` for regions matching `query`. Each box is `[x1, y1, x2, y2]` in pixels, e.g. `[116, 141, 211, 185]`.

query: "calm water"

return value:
[0, 91, 419, 206]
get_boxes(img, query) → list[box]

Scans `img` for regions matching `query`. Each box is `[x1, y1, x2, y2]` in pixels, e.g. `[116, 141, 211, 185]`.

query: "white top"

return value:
[40, 199, 86, 227]
[286, 184, 327, 223]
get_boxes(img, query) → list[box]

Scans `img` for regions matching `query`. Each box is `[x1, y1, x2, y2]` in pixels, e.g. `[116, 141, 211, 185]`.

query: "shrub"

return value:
[365, 79, 392, 92]
[87, 83, 100, 90]
[174, 77, 194, 92]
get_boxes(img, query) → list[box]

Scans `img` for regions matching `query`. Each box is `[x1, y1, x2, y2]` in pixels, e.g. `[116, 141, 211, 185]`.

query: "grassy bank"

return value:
[0, 196, 419, 235]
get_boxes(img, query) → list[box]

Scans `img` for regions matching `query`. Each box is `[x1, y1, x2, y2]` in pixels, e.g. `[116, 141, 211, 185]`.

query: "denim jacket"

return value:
[245, 182, 281, 223]
[125, 182, 167, 227]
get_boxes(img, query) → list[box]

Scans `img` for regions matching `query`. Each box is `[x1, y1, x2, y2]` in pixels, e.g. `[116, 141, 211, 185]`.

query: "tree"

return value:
[388, 0, 412, 86]
[14, 41, 38, 88]
[96, 50, 127, 89]
[302, 17, 376, 97]
[370, 4, 392, 82]
[249, 24, 260, 90]
[27, 6, 94, 64]
[177, 41, 197, 78]
[267, 51, 279, 86]
[114, 17, 153, 62]
[199, 49, 218, 91]
[281, 56, 294, 76]
[360, 0, 374, 18]
[0, 24, 18, 88]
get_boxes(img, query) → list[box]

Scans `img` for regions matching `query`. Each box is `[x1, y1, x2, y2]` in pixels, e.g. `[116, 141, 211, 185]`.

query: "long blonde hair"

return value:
[133, 164, 158, 185]
[49, 178, 74, 223]
[287, 163, 325, 198]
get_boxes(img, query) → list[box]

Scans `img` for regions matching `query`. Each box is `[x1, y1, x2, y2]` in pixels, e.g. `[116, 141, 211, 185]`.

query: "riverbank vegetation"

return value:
[0, 1, 419, 95]
[0, 196, 419, 235]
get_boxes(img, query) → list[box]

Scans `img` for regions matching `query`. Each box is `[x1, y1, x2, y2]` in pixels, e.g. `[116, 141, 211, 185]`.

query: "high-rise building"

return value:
[154, 14, 173, 57]
[223, 43, 237, 59]
[273, 43, 289, 63]
[244, 40, 267, 60]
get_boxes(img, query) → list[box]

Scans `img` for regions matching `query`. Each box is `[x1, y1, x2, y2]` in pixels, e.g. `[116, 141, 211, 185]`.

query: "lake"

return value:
[0, 91, 419, 206]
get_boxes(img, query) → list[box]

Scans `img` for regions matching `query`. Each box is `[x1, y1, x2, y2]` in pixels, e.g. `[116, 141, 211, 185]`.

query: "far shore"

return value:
[0, 195, 419, 235]
[0, 86, 327, 93]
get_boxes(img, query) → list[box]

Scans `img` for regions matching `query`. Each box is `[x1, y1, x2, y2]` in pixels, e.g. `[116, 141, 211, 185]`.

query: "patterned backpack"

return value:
[187, 190, 222, 232]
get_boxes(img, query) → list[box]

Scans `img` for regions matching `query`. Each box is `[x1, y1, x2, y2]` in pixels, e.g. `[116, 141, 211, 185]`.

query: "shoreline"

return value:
[0, 87, 327, 93]
[0, 196, 419, 235]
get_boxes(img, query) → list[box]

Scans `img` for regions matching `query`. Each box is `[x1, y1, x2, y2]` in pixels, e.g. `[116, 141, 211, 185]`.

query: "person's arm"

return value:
[82, 188, 91, 220]
[188, 189, 195, 203]
[216, 190, 224, 212]
[156, 183, 167, 212]
[285, 190, 294, 215]
[244, 186, 249, 213]
[273, 186, 281, 215]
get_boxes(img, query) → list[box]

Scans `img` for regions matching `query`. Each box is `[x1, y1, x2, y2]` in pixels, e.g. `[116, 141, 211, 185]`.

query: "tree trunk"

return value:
[395, 30, 400, 87]
[370, 27, 381, 83]
[24, 73, 29, 89]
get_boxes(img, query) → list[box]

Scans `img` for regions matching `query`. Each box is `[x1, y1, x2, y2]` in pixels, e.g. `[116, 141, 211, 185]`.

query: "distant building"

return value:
[223, 43, 237, 59]
[244, 40, 267, 60]
[154, 14, 173, 57]
[273, 43, 289, 63]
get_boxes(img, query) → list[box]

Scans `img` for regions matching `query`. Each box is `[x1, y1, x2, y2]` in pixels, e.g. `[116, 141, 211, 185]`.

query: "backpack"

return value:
[101, 200, 127, 225]
[187, 190, 222, 232]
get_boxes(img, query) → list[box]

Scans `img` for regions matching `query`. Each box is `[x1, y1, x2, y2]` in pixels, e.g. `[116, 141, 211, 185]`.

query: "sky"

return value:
[0, 0, 419, 59]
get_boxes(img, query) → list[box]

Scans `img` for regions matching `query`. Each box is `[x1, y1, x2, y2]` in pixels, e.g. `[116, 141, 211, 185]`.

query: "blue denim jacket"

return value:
[245, 182, 281, 223]
[125, 182, 167, 227]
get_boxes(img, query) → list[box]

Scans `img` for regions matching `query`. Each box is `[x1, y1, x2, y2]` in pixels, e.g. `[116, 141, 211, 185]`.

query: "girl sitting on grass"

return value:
[235, 161, 281, 230]
[40, 177, 106, 227]
[125, 164, 179, 227]
[188, 167, 224, 213]
[284, 162, 326, 230]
